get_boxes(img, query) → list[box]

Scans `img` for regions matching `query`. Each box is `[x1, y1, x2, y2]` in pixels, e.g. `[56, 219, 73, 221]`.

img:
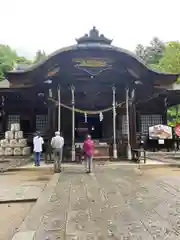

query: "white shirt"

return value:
[51, 136, 64, 149]
[33, 136, 44, 152]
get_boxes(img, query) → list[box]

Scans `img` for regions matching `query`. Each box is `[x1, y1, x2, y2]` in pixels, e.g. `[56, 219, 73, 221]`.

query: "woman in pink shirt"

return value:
[83, 134, 94, 173]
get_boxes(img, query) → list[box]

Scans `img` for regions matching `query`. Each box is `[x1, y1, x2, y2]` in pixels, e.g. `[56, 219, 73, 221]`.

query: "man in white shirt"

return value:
[33, 132, 44, 166]
[51, 131, 64, 172]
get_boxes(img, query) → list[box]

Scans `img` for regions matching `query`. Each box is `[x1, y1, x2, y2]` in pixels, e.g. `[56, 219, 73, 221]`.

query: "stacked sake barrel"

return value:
[0, 123, 31, 156]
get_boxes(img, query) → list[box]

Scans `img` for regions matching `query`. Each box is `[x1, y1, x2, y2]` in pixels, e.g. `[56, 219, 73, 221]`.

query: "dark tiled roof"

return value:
[14, 64, 32, 70]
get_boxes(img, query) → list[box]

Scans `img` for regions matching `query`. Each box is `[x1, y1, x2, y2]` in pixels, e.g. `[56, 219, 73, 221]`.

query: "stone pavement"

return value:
[147, 151, 180, 162]
[11, 158, 168, 171]
[0, 156, 31, 172]
[13, 164, 180, 239]
[0, 182, 46, 203]
[0, 170, 51, 203]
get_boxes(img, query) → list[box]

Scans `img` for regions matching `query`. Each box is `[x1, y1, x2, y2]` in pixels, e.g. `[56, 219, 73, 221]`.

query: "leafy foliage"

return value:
[16, 56, 32, 65]
[0, 45, 47, 80]
[167, 104, 180, 127]
[135, 44, 146, 62]
[0, 44, 32, 80]
[135, 39, 180, 79]
[135, 37, 165, 65]
[135, 39, 180, 127]
[157, 42, 180, 74]
[33, 50, 46, 64]
[0, 45, 17, 79]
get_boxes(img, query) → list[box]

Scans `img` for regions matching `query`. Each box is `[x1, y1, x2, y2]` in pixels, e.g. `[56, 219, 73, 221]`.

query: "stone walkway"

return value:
[15, 165, 180, 239]
[148, 153, 180, 164]
[0, 170, 51, 203]
[0, 157, 31, 172]
[0, 182, 45, 203]
[0, 170, 52, 239]
[12, 158, 168, 172]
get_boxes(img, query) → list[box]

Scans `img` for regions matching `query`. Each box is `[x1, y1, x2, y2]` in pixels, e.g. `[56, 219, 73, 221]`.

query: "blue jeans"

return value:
[35, 152, 41, 166]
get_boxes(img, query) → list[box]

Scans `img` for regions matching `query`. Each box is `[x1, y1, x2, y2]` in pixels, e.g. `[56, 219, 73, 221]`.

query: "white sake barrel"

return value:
[22, 147, 31, 156]
[10, 123, 15, 131]
[14, 147, 21, 156]
[0, 147, 4, 156]
[9, 139, 18, 148]
[18, 139, 27, 147]
[11, 123, 20, 131]
[5, 131, 14, 140]
[14, 123, 20, 131]
[5, 147, 13, 156]
[14, 131, 23, 140]
[1, 139, 9, 148]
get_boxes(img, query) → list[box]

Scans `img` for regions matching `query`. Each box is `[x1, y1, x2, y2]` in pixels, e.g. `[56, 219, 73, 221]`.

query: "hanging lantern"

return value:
[84, 112, 87, 122]
[99, 112, 103, 122]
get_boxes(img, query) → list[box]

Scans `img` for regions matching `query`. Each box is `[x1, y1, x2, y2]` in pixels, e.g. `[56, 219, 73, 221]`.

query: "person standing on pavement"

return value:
[83, 134, 94, 173]
[33, 132, 44, 166]
[51, 131, 64, 173]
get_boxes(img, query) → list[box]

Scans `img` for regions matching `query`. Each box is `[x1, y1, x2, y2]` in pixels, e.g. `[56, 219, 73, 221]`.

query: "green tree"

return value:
[157, 41, 180, 74]
[0, 44, 32, 80]
[0, 45, 17, 79]
[16, 56, 32, 65]
[147, 37, 165, 65]
[34, 50, 46, 63]
[135, 44, 146, 62]
[135, 37, 165, 65]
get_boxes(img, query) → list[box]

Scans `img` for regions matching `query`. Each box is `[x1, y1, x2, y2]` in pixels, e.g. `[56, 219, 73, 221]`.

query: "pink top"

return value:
[83, 139, 94, 156]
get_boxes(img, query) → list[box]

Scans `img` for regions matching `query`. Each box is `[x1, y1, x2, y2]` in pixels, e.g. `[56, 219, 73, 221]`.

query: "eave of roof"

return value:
[6, 43, 180, 80]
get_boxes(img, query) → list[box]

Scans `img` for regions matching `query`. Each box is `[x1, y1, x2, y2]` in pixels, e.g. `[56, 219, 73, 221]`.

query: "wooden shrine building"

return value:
[1, 27, 180, 160]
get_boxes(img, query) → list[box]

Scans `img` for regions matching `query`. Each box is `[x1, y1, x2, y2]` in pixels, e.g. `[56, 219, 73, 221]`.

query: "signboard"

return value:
[175, 124, 180, 136]
[72, 58, 112, 76]
[149, 125, 172, 139]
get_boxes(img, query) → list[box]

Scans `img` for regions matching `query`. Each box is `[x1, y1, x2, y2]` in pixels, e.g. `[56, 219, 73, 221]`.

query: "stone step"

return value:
[12, 231, 36, 240]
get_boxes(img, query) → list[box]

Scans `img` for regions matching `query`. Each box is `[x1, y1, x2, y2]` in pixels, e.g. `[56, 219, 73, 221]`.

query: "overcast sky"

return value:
[0, 0, 179, 59]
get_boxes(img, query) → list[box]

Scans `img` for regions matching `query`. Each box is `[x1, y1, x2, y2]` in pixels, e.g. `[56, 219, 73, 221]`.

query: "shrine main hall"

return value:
[1, 27, 179, 160]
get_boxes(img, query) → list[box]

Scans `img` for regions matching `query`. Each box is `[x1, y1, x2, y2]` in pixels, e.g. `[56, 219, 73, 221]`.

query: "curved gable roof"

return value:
[6, 27, 179, 83]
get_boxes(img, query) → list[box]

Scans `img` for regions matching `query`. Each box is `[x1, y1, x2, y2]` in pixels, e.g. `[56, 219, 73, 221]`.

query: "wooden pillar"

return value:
[126, 87, 132, 160]
[1, 96, 6, 133]
[45, 88, 55, 163]
[51, 88, 56, 134]
[57, 85, 61, 132]
[48, 89, 54, 138]
[129, 103, 137, 149]
[112, 86, 117, 159]
[163, 96, 167, 125]
[71, 85, 75, 162]
[32, 108, 36, 133]
[129, 87, 137, 149]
